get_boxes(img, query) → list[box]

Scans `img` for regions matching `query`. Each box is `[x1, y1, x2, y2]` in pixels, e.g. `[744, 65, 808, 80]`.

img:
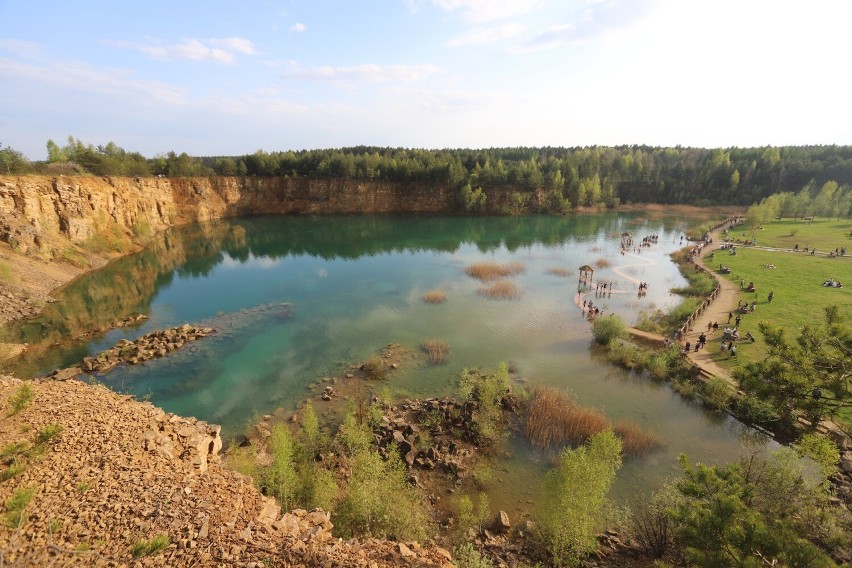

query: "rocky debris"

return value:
[321, 385, 336, 401]
[0, 283, 45, 325]
[0, 377, 456, 566]
[373, 397, 478, 478]
[80, 323, 215, 373]
[72, 313, 149, 341]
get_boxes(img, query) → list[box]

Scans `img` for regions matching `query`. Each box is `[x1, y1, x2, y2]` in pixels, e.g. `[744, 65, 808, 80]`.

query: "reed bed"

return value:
[476, 280, 522, 300]
[595, 258, 611, 268]
[422, 289, 448, 304]
[465, 261, 526, 282]
[546, 267, 572, 277]
[613, 422, 662, 457]
[523, 387, 608, 449]
[421, 338, 451, 364]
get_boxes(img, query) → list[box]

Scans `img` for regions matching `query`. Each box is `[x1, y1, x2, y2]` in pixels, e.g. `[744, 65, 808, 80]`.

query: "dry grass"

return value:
[524, 387, 609, 449]
[477, 280, 522, 300]
[595, 258, 611, 268]
[465, 261, 526, 282]
[421, 338, 451, 364]
[546, 267, 572, 277]
[613, 422, 662, 457]
[422, 289, 448, 304]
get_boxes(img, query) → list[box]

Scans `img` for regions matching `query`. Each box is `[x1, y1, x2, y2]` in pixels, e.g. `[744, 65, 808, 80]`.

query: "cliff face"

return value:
[0, 175, 456, 256]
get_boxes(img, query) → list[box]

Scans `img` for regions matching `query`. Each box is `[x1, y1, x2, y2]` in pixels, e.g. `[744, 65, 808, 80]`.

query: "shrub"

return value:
[592, 315, 626, 345]
[361, 356, 386, 380]
[422, 338, 451, 364]
[459, 364, 510, 446]
[477, 280, 522, 300]
[453, 493, 491, 544]
[223, 444, 259, 480]
[535, 430, 623, 567]
[700, 377, 734, 411]
[7, 384, 33, 416]
[130, 534, 170, 557]
[333, 444, 431, 541]
[422, 289, 448, 304]
[465, 261, 526, 281]
[629, 482, 682, 558]
[732, 395, 779, 425]
[35, 423, 63, 445]
[262, 423, 299, 510]
[612, 422, 661, 457]
[4, 486, 36, 528]
[454, 543, 493, 568]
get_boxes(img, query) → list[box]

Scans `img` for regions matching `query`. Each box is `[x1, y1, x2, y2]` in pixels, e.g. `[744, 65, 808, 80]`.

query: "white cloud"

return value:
[289, 23, 307, 32]
[0, 56, 187, 105]
[110, 37, 256, 64]
[280, 62, 442, 83]
[446, 23, 526, 47]
[431, 0, 541, 22]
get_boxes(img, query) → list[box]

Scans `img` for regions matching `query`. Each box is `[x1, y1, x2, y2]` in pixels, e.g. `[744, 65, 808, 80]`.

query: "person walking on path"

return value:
[768, 290, 774, 303]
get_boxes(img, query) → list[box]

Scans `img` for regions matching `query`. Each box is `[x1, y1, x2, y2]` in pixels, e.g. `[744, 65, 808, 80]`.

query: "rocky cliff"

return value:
[0, 175, 456, 257]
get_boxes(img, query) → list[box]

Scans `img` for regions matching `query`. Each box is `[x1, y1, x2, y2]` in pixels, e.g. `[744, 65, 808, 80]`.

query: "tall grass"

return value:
[477, 280, 522, 300]
[465, 261, 525, 281]
[524, 387, 660, 456]
[421, 338, 451, 364]
[524, 387, 608, 449]
[422, 289, 448, 304]
[612, 422, 661, 457]
[595, 258, 611, 268]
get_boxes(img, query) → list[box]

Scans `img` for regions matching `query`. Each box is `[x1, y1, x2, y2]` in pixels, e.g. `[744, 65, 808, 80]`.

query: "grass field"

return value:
[702, 218, 851, 426]
[732, 218, 852, 252]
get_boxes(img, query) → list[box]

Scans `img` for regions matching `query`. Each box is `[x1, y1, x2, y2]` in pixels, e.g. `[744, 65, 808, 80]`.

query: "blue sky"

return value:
[2, 0, 850, 160]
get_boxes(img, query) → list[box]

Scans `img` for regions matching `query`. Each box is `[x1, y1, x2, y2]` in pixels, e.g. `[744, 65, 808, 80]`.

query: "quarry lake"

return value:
[6, 213, 770, 511]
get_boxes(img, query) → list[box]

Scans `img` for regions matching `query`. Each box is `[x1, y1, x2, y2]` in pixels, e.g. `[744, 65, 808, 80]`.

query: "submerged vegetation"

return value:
[465, 261, 525, 281]
[476, 280, 522, 300]
[422, 289, 448, 304]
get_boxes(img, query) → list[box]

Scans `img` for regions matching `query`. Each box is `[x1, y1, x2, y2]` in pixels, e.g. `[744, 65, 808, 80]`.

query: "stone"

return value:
[495, 510, 511, 532]
[398, 542, 416, 557]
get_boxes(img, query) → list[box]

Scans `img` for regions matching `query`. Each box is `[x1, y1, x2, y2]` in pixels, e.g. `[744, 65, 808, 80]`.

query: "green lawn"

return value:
[707, 247, 850, 363]
[733, 217, 852, 252]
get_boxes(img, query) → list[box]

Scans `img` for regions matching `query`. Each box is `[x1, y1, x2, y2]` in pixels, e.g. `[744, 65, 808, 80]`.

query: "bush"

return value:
[333, 444, 431, 541]
[629, 482, 682, 558]
[422, 289, 448, 304]
[477, 280, 522, 300]
[592, 315, 626, 345]
[422, 338, 451, 364]
[263, 423, 300, 510]
[535, 430, 623, 567]
[732, 395, 779, 425]
[4, 486, 36, 528]
[130, 534, 170, 557]
[361, 356, 386, 380]
[699, 377, 735, 411]
[453, 493, 490, 544]
[465, 261, 525, 281]
[459, 364, 510, 446]
[7, 384, 33, 416]
[454, 543, 493, 568]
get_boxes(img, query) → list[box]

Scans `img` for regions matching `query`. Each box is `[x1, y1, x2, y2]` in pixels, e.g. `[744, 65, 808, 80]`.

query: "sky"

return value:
[1, 0, 851, 160]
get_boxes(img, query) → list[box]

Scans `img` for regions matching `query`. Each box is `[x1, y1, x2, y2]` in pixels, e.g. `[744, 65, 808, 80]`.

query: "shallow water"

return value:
[4, 213, 770, 512]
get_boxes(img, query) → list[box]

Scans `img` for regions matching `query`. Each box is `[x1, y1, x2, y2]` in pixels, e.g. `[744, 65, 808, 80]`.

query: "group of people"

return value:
[637, 282, 649, 296]
[581, 298, 604, 320]
[823, 278, 844, 288]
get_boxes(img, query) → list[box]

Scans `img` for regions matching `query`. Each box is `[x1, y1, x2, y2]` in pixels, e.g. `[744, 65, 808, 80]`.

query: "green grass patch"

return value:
[0, 260, 11, 282]
[4, 486, 36, 528]
[6, 384, 33, 416]
[34, 423, 63, 445]
[707, 247, 851, 367]
[130, 534, 170, 557]
[735, 218, 851, 251]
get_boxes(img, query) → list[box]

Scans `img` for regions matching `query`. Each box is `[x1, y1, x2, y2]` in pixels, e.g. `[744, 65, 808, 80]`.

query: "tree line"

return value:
[2, 137, 852, 214]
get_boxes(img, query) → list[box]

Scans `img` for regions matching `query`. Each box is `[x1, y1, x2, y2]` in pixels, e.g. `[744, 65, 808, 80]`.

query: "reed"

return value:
[465, 261, 526, 281]
[421, 338, 451, 364]
[477, 280, 522, 300]
[422, 289, 448, 304]
[595, 258, 611, 268]
[546, 267, 572, 277]
[524, 387, 609, 449]
[613, 421, 662, 457]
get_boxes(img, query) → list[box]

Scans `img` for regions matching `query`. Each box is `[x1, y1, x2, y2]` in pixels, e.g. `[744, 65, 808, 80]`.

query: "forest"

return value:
[3, 138, 852, 214]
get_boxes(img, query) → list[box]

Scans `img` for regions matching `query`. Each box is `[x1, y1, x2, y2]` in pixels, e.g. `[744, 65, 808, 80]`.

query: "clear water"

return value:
[4, 213, 769, 512]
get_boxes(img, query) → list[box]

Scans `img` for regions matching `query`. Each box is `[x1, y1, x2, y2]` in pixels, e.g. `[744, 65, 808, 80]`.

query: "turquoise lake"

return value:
[5, 213, 769, 513]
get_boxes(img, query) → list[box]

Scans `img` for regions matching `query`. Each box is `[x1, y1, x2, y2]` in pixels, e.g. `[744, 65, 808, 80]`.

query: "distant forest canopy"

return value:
[2, 137, 852, 214]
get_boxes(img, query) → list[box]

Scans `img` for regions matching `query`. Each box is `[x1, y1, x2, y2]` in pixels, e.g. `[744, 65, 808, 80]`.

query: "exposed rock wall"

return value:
[0, 175, 457, 256]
